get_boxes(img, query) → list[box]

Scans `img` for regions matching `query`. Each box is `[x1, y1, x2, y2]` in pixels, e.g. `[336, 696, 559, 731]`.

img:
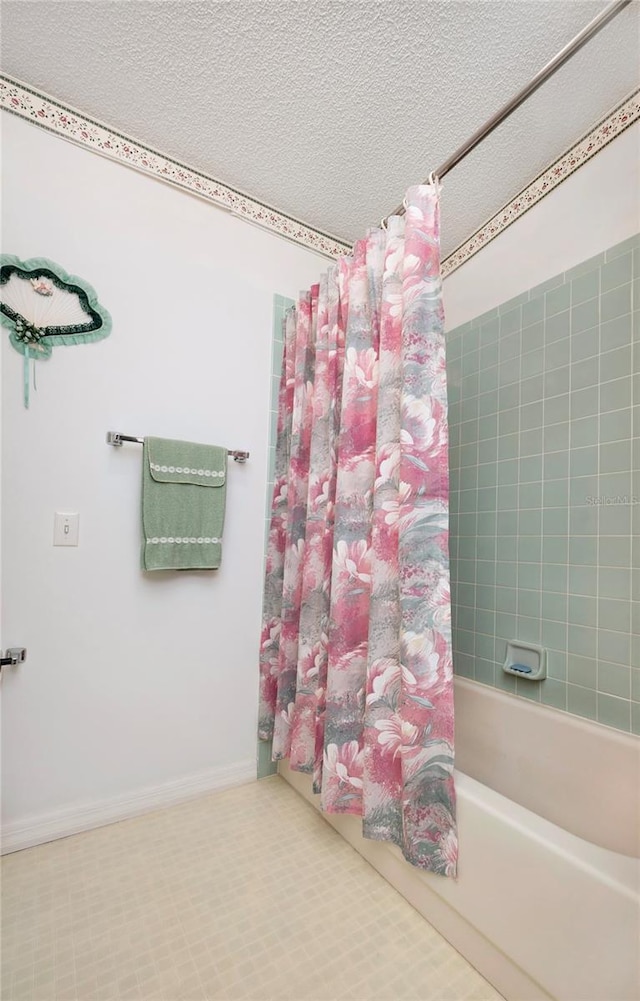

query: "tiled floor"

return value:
[2, 776, 502, 1001]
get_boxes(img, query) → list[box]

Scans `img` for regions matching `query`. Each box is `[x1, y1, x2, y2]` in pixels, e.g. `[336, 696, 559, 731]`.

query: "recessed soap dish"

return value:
[503, 640, 546, 681]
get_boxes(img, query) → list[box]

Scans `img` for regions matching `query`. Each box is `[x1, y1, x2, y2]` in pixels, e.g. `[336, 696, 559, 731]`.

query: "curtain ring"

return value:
[380, 217, 388, 231]
[402, 196, 408, 211]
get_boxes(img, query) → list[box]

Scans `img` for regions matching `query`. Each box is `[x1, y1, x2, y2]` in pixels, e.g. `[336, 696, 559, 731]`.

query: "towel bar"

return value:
[106, 431, 249, 462]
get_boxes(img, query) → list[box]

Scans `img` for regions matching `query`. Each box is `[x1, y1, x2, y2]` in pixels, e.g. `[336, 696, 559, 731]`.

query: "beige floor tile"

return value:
[2, 776, 502, 1001]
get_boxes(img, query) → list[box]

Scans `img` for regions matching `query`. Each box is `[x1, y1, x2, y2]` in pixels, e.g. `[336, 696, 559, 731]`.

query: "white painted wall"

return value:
[443, 122, 640, 329]
[0, 113, 325, 844]
[2, 111, 637, 846]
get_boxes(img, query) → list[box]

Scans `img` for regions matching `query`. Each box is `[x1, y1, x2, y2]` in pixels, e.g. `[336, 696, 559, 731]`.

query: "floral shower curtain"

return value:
[259, 184, 456, 876]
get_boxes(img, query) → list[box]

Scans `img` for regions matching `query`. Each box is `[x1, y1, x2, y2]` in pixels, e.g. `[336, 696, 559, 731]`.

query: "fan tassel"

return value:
[21, 347, 40, 408]
[23, 347, 30, 409]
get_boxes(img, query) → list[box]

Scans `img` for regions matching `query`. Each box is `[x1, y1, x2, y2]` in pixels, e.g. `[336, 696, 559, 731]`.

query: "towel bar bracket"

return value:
[106, 432, 142, 447]
[1, 648, 27, 670]
[106, 431, 249, 462]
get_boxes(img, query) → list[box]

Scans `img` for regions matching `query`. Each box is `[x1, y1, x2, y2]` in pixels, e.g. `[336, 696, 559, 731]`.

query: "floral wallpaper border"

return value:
[1, 74, 638, 271]
[0, 75, 350, 260]
[441, 88, 640, 278]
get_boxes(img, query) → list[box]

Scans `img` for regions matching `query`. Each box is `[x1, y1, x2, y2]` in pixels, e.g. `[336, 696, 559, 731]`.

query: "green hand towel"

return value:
[141, 437, 227, 571]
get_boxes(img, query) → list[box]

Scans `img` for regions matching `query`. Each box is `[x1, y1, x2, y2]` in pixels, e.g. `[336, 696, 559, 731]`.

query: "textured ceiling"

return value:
[1, 1, 639, 257]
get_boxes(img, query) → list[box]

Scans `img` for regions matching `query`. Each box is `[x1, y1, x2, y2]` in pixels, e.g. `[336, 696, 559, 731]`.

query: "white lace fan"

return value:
[0, 255, 112, 407]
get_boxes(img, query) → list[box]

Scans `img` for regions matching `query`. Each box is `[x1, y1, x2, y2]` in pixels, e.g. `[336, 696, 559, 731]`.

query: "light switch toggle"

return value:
[54, 512, 79, 546]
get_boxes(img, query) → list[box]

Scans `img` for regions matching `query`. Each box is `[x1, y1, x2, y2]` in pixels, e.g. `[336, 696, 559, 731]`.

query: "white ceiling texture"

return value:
[1, 1, 639, 257]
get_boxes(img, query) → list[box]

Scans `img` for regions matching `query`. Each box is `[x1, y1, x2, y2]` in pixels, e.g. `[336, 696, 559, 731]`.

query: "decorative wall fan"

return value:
[0, 256, 112, 407]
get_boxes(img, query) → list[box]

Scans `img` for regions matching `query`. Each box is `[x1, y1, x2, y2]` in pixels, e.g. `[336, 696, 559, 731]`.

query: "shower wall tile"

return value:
[258, 293, 294, 778]
[447, 235, 639, 736]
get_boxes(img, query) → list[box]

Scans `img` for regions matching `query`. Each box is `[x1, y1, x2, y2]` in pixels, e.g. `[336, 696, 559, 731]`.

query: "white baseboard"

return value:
[1, 759, 256, 854]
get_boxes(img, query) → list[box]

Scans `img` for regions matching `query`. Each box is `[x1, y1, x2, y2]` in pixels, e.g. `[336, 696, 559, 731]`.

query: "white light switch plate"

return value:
[54, 512, 79, 546]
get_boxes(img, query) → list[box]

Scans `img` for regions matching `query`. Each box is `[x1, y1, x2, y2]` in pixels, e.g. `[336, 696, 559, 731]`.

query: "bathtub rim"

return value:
[456, 769, 639, 899]
[453, 676, 640, 858]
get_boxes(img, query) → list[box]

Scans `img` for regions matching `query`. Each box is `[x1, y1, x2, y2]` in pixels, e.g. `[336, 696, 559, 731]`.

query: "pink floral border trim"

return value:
[1, 75, 638, 269]
[441, 88, 640, 278]
[0, 75, 351, 259]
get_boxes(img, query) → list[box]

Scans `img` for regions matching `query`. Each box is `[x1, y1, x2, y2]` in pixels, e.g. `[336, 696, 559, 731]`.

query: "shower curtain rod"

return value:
[384, 0, 631, 222]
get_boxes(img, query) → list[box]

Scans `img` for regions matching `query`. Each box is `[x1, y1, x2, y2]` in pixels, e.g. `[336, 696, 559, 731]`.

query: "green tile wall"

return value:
[447, 234, 640, 735]
[258, 294, 294, 778]
[264, 295, 292, 553]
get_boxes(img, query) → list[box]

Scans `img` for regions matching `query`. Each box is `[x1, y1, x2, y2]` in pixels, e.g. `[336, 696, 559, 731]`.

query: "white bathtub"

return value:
[280, 678, 640, 1001]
